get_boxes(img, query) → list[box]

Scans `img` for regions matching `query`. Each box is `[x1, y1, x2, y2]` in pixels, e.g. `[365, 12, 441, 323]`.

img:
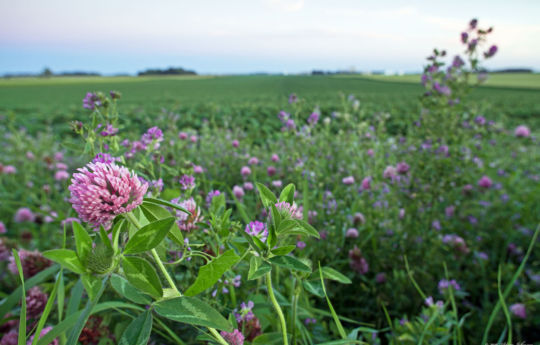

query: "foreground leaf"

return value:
[118, 310, 153, 345]
[269, 255, 311, 273]
[185, 250, 241, 296]
[122, 256, 163, 299]
[43, 249, 85, 274]
[124, 217, 176, 254]
[154, 296, 232, 332]
[110, 274, 152, 305]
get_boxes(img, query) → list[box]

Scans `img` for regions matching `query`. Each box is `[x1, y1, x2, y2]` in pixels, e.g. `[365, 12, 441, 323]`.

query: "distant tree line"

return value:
[137, 67, 197, 76]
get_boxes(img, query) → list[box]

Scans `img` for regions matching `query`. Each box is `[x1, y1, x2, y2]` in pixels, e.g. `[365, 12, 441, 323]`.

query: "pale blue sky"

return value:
[1, 0, 539, 75]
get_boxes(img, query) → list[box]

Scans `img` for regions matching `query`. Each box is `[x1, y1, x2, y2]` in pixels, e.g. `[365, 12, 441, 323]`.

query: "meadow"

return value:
[0, 22, 539, 345]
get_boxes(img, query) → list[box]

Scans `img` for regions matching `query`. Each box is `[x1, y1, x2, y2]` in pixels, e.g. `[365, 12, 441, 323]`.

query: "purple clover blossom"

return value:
[278, 111, 290, 122]
[452, 55, 465, 68]
[275, 201, 303, 220]
[484, 45, 498, 58]
[141, 126, 163, 150]
[69, 162, 148, 228]
[99, 124, 118, 137]
[92, 153, 116, 164]
[82, 92, 101, 110]
[288, 93, 298, 104]
[179, 174, 195, 190]
[308, 112, 320, 125]
[245, 221, 268, 242]
[220, 329, 244, 345]
[438, 279, 461, 294]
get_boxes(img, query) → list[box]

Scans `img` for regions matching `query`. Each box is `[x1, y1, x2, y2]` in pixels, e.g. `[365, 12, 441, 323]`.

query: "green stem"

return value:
[291, 278, 299, 345]
[124, 212, 228, 345]
[266, 272, 289, 345]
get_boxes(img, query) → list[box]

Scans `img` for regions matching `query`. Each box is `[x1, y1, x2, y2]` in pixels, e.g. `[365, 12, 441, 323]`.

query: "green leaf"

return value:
[72, 222, 92, 263]
[248, 258, 272, 280]
[124, 217, 176, 254]
[99, 226, 113, 252]
[269, 255, 311, 273]
[252, 332, 285, 345]
[121, 256, 163, 299]
[112, 219, 126, 254]
[252, 235, 268, 252]
[43, 249, 85, 274]
[143, 197, 190, 214]
[154, 296, 232, 332]
[279, 183, 295, 204]
[185, 250, 241, 296]
[66, 279, 83, 316]
[295, 219, 320, 239]
[141, 203, 184, 247]
[256, 182, 277, 208]
[110, 274, 152, 305]
[118, 310, 152, 345]
[31, 273, 61, 345]
[317, 267, 352, 284]
[277, 219, 297, 233]
[303, 280, 324, 297]
[270, 245, 297, 256]
[81, 274, 102, 301]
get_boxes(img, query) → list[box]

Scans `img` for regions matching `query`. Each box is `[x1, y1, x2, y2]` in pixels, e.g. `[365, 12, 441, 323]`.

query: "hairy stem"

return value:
[266, 272, 289, 345]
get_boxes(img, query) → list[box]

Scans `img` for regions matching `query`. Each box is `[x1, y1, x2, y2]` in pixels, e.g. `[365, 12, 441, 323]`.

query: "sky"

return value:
[1, 0, 539, 75]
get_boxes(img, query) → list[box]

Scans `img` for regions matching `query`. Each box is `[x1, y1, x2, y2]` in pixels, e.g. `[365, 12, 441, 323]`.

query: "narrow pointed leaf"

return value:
[124, 217, 175, 254]
[185, 250, 241, 296]
[43, 249, 85, 274]
[122, 256, 163, 299]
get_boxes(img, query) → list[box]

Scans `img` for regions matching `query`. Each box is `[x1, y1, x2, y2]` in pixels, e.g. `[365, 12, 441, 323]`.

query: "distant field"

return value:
[0, 74, 539, 132]
[352, 73, 540, 89]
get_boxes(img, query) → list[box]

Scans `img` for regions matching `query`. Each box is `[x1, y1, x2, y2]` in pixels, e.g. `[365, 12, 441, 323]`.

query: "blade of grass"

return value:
[31, 272, 62, 345]
[318, 262, 347, 339]
[13, 249, 27, 345]
[497, 266, 512, 344]
[481, 222, 539, 344]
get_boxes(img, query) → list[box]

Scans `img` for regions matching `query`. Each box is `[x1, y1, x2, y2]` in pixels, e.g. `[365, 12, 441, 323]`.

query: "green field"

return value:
[1, 74, 539, 133]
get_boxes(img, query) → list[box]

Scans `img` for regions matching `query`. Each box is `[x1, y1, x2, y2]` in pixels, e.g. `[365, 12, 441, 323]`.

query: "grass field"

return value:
[1, 74, 539, 134]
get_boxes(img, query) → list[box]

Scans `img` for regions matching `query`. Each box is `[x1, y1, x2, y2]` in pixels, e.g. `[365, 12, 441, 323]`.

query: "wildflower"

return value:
[234, 301, 262, 341]
[190, 135, 198, 143]
[141, 127, 163, 150]
[353, 212, 365, 225]
[349, 245, 368, 274]
[445, 206, 455, 218]
[248, 157, 259, 165]
[367, 149, 374, 157]
[296, 241, 306, 249]
[109, 90, 121, 99]
[342, 176, 355, 185]
[275, 201, 303, 220]
[475, 115, 486, 126]
[271, 154, 280, 162]
[272, 179, 283, 188]
[304, 318, 317, 325]
[68, 162, 148, 228]
[233, 185, 245, 199]
[26, 326, 58, 345]
[514, 125, 530, 138]
[477, 175, 492, 189]
[3, 165, 17, 174]
[383, 166, 397, 180]
[193, 165, 204, 174]
[285, 119, 296, 130]
[243, 182, 254, 191]
[240, 166, 251, 177]
[425, 296, 444, 308]
[14, 208, 35, 223]
[26, 286, 48, 319]
[1, 330, 18, 345]
[92, 153, 116, 164]
[509, 303, 526, 319]
[484, 45, 498, 58]
[179, 174, 195, 190]
[220, 329, 244, 345]
[99, 124, 118, 137]
[8, 249, 52, 279]
[178, 132, 188, 140]
[442, 234, 470, 254]
[396, 162, 410, 174]
[245, 221, 268, 242]
[375, 272, 386, 284]
[82, 92, 100, 110]
[267, 166, 276, 176]
[469, 18, 478, 29]
[308, 112, 320, 125]
[61, 217, 81, 227]
[288, 93, 297, 104]
[308, 210, 317, 224]
[232, 140, 239, 148]
[462, 184, 474, 194]
[438, 279, 461, 294]
[55, 170, 69, 181]
[399, 208, 405, 219]
[170, 197, 203, 232]
[278, 111, 290, 121]
[461, 32, 468, 44]
[452, 55, 465, 68]
[345, 228, 359, 238]
[0, 222, 6, 234]
[361, 177, 371, 190]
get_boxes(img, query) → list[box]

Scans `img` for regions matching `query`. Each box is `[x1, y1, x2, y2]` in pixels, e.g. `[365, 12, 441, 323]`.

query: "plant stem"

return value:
[125, 212, 229, 345]
[266, 272, 288, 345]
